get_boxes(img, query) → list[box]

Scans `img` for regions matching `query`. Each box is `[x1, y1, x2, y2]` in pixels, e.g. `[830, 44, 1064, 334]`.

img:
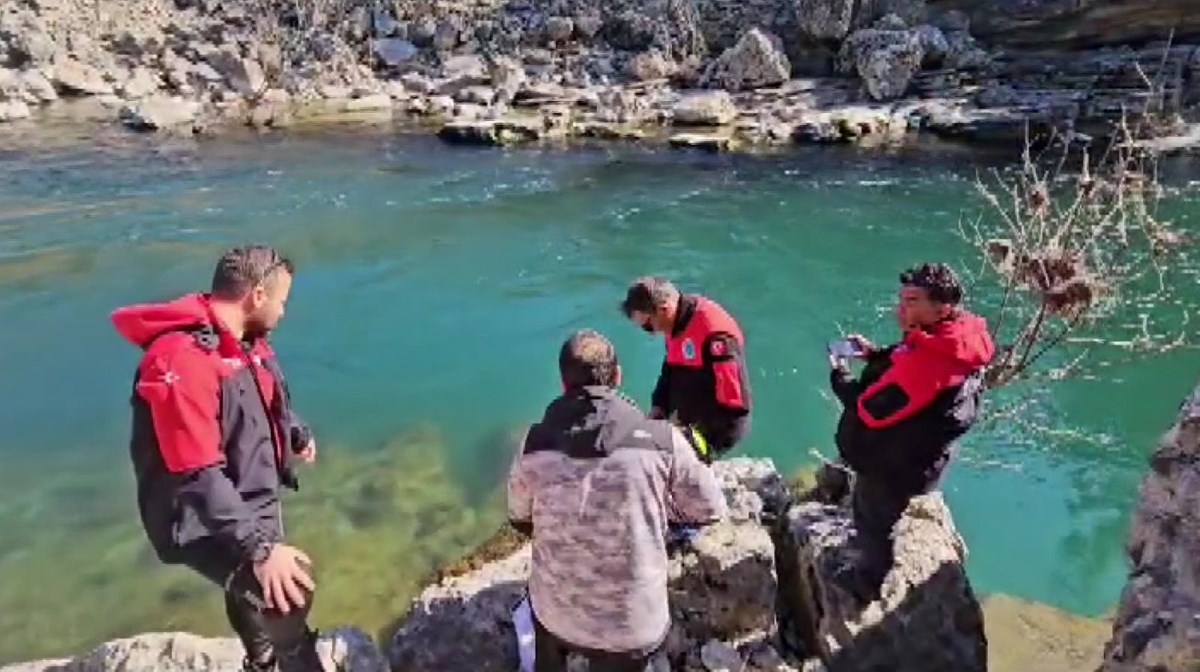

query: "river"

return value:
[1, 126, 1198, 663]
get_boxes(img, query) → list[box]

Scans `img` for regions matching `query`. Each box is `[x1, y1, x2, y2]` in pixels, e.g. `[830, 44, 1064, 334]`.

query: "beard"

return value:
[244, 314, 274, 342]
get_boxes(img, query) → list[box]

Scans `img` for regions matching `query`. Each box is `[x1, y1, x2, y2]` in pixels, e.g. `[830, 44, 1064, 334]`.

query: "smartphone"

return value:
[827, 339, 864, 359]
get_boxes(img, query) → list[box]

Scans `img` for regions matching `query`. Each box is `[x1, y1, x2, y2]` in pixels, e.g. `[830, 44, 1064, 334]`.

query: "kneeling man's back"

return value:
[508, 329, 727, 665]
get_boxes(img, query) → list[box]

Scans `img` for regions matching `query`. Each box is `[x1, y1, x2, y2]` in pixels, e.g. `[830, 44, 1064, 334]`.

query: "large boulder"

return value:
[1101, 380, 1200, 671]
[672, 90, 738, 125]
[5, 628, 386, 672]
[387, 459, 783, 671]
[778, 493, 987, 672]
[702, 28, 791, 91]
[794, 0, 857, 41]
[837, 28, 923, 101]
[49, 57, 114, 96]
[119, 96, 202, 132]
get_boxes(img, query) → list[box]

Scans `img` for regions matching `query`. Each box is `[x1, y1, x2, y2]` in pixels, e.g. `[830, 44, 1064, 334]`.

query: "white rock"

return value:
[344, 93, 393, 112]
[50, 57, 114, 96]
[703, 28, 791, 91]
[700, 640, 745, 672]
[0, 100, 32, 122]
[673, 91, 738, 125]
[119, 96, 201, 131]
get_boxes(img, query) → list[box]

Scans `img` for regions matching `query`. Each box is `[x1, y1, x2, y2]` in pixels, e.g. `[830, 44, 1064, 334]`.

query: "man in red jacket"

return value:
[829, 263, 995, 601]
[620, 277, 752, 463]
[112, 245, 325, 672]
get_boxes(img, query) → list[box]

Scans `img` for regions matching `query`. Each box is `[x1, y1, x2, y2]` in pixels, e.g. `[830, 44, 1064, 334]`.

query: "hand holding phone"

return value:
[827, 339, 865, 359]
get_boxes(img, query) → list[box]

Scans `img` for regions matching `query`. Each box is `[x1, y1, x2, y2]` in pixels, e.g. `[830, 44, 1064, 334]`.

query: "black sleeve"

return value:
[830, 367, 862, 406]
[651, 357, 671, 412]
[175, 467, 270, 562]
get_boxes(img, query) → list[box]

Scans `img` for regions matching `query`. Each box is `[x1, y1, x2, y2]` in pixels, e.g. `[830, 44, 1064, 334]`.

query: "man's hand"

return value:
[253, 544, 315, 615]
[296, 438, 317, 464]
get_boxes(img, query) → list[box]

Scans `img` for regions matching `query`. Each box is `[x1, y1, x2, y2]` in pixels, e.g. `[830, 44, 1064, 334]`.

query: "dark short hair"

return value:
[559, 329, 619, 389]
[211, 245, 294, 299]
[900, 262, 963, 305]
[620, 277, 678, 317]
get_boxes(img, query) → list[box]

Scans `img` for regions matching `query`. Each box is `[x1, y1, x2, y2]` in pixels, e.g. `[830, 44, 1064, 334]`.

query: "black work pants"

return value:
[532, 612, 669, 672]
[183, 541, 322, 671]
[850, 475, 914, 595]
[850, 469, 946, 597]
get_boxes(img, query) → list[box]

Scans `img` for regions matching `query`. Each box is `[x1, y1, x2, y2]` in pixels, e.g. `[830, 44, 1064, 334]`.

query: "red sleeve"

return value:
[135, 343, 223, 473]
[708, 335, 748, 411]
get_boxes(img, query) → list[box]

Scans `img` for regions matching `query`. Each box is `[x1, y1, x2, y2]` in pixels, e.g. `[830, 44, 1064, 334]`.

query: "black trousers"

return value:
[850, 469, 946, 597]
[183, 541, 322, 671]
[532, 612, 669, 672]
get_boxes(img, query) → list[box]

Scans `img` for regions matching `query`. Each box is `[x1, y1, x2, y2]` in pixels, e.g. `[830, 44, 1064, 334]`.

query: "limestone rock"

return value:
[700, 639, 745, 671]
[207, 48, 265, 96]
[1101, 380, 1200, 671]
[119, 96, 201, 131]
[914, 24, 949, 67]
[388, 546, 531, 670]
[627, 49, 679, 82]
[343, 93, 392, 112]
[545, 16, 575, 44]
[702, 28, 791, 91]
[837, 29, 923, 101]
[668, 514, 777, 644]
[487, 57, 526, 105]
[18, 68, 56, 103]
[50, 57, 114, 96]
[673, 90, 738, 125]
[372, 39, 418, 69]
[940, 0, 1200, 50]
[0, 99, 31, 122]
[778, 493, 987, 671]
[793, 0, 857, 41]
[118, 67, 161, 100]
[2, 628, 385, 672]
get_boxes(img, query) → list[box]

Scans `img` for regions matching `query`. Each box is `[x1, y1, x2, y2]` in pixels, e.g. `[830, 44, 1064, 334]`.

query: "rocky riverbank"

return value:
[2, 457, 1115, 672]
[2, 0, 1200, 152]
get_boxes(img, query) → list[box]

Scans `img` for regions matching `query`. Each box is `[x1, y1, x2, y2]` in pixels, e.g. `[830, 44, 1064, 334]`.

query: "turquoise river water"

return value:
[1, 125, 1199, 663]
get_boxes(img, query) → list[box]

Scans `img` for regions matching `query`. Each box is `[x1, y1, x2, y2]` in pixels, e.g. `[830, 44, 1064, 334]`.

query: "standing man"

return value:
[828, 262, 995, 601]
[620, 277, 752, 463]
[111, 245, 325, 672]
[508, 330, 728, 672]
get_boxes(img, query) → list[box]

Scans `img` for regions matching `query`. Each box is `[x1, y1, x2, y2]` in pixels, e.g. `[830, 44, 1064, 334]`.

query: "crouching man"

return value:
[508, 329, 728, 672]
[829, 263, 995, 601]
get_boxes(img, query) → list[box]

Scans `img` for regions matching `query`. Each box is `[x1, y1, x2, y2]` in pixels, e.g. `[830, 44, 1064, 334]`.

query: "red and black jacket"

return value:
[831, 311, 995, 493]
[651, 294, 752, 454]
[112, 293, 311, 565]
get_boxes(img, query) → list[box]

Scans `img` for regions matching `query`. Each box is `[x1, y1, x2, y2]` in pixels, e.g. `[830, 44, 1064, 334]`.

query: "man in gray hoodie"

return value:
[508, 329, 728, 672]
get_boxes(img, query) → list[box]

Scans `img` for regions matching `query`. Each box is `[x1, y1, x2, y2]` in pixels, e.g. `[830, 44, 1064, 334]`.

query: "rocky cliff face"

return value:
[928, 0, 1200, 50]
[1101, 381, 1200, 671]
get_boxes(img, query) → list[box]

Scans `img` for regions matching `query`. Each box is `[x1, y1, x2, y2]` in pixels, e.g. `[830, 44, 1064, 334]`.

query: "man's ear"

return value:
[614, 364, 623, 388]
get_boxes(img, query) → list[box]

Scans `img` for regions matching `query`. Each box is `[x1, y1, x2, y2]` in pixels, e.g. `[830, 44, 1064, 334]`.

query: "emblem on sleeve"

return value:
[710, 339, 727, 357]
[682, 338, 696, 360]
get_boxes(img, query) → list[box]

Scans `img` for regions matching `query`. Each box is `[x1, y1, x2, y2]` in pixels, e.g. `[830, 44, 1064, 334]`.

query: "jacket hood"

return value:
[111, 293, 214, 349]
[906, 310, 996, 369]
